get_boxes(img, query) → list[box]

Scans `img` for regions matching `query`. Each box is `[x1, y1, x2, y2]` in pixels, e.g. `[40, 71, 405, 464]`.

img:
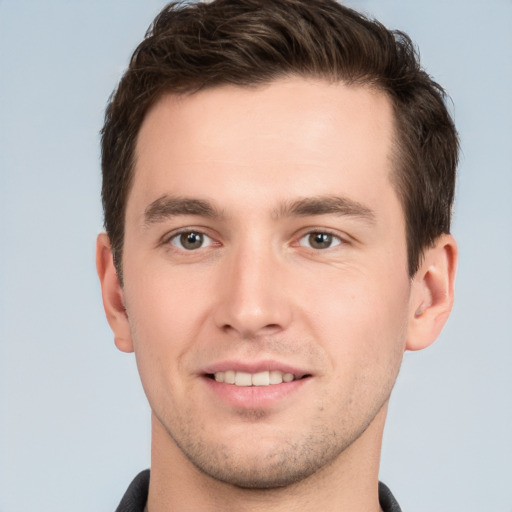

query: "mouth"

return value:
[206, 370, 311, 387]
[202, 364, 313, 409]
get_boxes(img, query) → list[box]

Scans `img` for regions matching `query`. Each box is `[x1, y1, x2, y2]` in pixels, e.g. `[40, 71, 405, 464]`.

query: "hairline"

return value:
[113, 74, 417, 281]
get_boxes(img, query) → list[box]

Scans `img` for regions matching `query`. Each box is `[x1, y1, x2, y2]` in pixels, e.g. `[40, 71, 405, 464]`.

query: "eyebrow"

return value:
[276, 195, 376, 223]
[143, 194, 376, 226]
[144, 195, 223, 225]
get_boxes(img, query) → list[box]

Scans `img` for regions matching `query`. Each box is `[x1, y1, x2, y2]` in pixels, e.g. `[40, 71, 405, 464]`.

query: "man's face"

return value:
[119, 78, 415, 487]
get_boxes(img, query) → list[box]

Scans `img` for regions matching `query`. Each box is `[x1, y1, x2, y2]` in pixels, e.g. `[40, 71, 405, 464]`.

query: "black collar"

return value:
[115, 470, 402, 512]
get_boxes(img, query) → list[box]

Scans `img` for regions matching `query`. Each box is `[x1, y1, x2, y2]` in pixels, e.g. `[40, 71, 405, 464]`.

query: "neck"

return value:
[146, 405, 387, 512]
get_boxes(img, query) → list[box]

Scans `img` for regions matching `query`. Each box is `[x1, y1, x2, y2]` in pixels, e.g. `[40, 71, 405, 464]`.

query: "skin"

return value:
[97, 77, 457, 512]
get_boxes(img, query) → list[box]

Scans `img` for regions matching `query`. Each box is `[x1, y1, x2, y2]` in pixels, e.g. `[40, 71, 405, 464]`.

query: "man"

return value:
[96, 0, 458, 510]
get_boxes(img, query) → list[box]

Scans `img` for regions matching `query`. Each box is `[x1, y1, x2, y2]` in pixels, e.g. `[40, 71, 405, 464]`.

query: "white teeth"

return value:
[212, 370, 300, 386]
[252, 371, 270, 386]
[235, 371, 252, 386]
[269, 370, 283, 384]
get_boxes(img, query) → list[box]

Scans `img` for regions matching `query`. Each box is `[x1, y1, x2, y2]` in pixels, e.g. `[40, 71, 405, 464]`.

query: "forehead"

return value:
[131, 77, 398, 219]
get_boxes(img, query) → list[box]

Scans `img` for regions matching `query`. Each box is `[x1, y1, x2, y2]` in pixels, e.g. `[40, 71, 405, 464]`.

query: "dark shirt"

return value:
[116, 469, 402, 512]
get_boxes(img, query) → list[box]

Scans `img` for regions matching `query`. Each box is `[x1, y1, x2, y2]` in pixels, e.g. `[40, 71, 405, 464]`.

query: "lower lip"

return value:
[203, 376, 310, 410]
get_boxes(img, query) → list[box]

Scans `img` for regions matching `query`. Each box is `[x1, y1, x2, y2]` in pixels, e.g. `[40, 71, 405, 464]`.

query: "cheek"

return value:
[307, 273, 409, 423]
[124, 257, 212, 340]
[122, 264, 212, 399]
[303, 265, 410, 370]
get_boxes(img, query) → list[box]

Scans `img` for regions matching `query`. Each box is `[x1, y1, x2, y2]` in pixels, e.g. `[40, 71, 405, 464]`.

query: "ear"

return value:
[96, 233, 134, 353]
[406, 234, 458, 351]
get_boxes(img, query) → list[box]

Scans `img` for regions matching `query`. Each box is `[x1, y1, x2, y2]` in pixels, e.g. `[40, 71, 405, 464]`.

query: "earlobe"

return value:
[406, 234, 458, 351]
[96, 233, 134, 353]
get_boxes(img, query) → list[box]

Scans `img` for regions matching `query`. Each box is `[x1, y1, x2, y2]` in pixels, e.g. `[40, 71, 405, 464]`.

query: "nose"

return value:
[213, 241, 293, 339]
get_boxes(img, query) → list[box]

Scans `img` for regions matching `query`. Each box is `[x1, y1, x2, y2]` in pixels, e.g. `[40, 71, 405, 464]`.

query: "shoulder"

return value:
[379, 481, 402, 512]
[115, 469, 150, 512]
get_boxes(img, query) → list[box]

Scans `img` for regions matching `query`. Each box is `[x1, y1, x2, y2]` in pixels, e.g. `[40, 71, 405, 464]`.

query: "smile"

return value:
[203, 365, 312, 409]
[210, 370, 307, 386]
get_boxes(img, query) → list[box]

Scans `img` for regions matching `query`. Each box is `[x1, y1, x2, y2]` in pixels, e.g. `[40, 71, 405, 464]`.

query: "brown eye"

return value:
[299, 232, 342, 250]
[170, 231, 211, 250]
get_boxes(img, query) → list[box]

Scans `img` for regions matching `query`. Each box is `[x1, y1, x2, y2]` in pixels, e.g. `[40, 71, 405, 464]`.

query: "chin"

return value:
[174, 428, 350, 490]
[194, 455, 325, 490]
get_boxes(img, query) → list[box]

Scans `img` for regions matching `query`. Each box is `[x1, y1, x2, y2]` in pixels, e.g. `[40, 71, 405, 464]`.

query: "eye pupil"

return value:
[180, 232, 203, 250]
[309, 232, 332, 249]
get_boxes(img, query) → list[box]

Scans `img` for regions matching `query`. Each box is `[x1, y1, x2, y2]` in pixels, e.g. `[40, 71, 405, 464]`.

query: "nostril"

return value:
[219, 322, 283, 340]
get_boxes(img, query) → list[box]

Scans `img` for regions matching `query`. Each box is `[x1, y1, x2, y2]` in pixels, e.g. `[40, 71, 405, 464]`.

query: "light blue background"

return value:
[1, 1, 511, 511]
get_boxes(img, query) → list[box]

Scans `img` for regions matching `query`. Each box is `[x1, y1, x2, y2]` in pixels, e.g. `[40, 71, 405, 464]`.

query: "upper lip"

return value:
[202, 360, 312, 378]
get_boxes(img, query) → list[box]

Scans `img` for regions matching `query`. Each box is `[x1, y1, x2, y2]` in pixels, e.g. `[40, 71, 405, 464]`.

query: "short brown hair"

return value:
[101, 0, 458, 279]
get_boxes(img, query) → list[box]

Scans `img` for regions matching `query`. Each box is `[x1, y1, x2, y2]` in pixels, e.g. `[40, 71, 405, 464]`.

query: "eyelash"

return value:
[163, 228, 346, 252]
[297, 231, 344, 250]
[165, 229, 217, 251]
